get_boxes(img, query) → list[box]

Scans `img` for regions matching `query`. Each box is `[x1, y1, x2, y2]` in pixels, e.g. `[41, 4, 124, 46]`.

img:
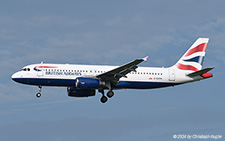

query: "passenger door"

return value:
[168, 69, 175, 81]
[37, 64, 44, 77]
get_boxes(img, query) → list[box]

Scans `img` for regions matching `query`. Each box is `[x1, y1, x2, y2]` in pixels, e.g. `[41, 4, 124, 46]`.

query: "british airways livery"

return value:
[12, 38, 213, 103]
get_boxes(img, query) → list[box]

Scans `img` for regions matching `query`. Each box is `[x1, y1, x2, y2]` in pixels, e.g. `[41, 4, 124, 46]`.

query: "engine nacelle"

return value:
[76, 77, 104, 89]
[67, 87, 95, 97]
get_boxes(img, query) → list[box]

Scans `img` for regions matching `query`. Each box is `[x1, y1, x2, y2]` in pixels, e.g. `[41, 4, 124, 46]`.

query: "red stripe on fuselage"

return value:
[34, 66, 57, 69]
[38, 66, 57, 68]
[176, 63, 199, 72]
[184, 43, 207, 57]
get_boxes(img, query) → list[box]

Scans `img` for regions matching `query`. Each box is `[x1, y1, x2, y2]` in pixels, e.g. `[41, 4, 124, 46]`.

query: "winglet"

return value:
[143, 56, 149, 62]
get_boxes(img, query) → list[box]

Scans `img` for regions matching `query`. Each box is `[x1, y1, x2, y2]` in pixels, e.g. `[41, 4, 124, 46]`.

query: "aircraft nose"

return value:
[11, 72, 21, 82]
[11, 71, 29, 84]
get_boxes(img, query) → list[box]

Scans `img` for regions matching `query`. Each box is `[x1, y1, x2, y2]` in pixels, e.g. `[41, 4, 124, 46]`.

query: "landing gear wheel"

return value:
[36, 85, 42, 98]
[100, 96, 108, 103]
[36, 93, 41, 98]
[107, 90, 114, 98]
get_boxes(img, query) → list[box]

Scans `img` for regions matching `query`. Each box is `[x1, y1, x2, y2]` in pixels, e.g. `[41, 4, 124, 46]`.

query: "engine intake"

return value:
[67, 87, 95, 97]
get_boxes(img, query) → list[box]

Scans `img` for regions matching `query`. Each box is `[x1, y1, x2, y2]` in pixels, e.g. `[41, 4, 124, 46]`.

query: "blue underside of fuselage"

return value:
[12, 78, 180, 89]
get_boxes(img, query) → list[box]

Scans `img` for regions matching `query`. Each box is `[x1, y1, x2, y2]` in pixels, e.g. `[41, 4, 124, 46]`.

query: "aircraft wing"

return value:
[96, 56, 148, 85]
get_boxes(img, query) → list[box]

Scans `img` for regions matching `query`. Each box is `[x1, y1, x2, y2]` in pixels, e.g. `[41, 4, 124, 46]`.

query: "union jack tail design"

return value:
[174, 38, 209, 72]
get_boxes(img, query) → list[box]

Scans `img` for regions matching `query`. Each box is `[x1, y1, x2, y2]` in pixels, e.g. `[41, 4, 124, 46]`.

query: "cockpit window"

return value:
[21, 68, 30, 71]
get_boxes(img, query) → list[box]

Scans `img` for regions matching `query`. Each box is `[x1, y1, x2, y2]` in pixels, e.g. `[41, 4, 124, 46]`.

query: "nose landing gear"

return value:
[36, 85, 42, 98]
[36, 93, 41, 98]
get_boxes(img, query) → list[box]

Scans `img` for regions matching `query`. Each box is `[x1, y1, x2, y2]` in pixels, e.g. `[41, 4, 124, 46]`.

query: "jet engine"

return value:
[67, 87, 95, 97]
[75, 77, 105, 89]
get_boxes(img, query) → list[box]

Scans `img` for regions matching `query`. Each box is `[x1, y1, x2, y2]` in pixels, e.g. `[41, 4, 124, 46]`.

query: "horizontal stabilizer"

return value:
[187, 67, 214, 77]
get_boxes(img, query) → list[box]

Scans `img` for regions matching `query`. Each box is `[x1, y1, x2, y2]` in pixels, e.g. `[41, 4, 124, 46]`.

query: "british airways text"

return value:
[45, 71, 82, 76]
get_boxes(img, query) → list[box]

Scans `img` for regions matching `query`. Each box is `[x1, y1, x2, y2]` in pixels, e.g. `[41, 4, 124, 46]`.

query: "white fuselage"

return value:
[12, 63, 200, 89]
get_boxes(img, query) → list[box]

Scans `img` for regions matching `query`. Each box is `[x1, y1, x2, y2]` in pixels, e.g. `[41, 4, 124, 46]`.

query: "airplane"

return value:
[12, 38, 214, 103]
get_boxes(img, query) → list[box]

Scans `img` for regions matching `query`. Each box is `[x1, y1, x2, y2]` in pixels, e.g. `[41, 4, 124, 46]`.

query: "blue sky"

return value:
[0, 0, 225, 140]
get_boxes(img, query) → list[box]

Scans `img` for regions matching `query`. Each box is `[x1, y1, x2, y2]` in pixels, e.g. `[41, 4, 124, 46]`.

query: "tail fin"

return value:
[174, 38, 209, 72]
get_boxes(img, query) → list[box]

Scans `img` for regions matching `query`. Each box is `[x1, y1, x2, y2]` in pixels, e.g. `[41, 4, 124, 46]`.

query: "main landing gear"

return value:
[107, 90, 114, 98]
[99, 89, 114, 103]
[36, 85, 42, 98]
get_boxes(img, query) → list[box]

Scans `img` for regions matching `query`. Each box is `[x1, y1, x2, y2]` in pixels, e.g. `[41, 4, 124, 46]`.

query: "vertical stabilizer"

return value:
[174, 38, 209, 72]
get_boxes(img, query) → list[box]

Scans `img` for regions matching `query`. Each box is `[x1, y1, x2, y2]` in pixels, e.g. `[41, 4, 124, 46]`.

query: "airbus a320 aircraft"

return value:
[12, 38, 213, 103]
